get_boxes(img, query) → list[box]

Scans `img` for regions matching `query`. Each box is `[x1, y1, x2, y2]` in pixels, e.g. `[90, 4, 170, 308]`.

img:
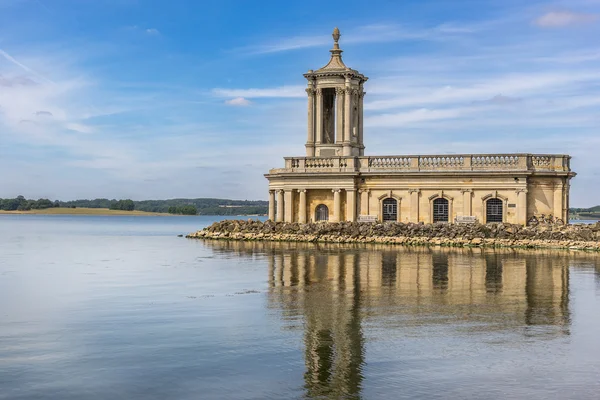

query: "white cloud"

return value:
[145, 28, 160, 35]
[225, 97, 251, 106]
[239, 23, 477, 54]
[213, 85, 305, 99]
[534, 11, 598, 28]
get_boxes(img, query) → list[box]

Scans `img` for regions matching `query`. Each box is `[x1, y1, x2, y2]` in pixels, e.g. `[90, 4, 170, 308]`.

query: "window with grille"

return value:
[315, 204, 329, 221]
[433, 198, 449, 223]
[486, 198, 503, 223]
[382, 198, 398, 222]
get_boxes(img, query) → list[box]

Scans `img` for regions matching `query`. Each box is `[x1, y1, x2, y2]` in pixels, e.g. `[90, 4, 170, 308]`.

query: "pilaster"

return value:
[553, 180, 563, 220]
[335, 88, 345, 144]
[284, 190, 294, 222]
[359, 189, 370, 216]
[409, 189, 420, 223]
[343, 83, 352, 156]
[460, 189, 473, 216]
[305, 88, 315, 157]
[332, 189, 341, 222]
[298, 189, 307, 224]
[276, 190, 284, 222]
[516, 189, 528, 225]
[315, 89, 323, 144]
[268, 190, 276, 221]
[346, 189, 357, 222]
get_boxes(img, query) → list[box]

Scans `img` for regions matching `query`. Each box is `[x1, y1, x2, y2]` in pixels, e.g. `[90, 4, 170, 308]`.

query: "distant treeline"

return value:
[0, 196, 58, 211]
[570, 205, 600, 220]
[0, 196, 267, 215]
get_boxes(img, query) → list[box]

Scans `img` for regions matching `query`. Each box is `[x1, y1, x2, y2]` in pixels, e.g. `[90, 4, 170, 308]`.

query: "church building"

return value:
[265, 28, 575, 225]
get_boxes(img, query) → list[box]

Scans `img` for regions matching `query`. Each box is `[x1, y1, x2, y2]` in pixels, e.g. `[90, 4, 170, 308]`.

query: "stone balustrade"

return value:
[274, 154, 571, 174]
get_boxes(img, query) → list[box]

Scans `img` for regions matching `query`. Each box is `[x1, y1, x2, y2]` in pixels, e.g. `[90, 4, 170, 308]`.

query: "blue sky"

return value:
[0, 0, 599, 206]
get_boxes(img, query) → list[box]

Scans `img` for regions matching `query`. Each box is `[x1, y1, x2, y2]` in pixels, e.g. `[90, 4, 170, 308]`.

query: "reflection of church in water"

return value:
[204, 240, 574, 398]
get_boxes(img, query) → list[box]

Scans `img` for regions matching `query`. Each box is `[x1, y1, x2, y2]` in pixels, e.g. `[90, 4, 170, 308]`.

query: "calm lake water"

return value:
[1, 215, 599, 400]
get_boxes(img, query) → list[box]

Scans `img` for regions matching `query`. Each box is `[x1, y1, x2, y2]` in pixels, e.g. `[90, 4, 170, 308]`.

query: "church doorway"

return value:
[382, 198, 398, 222]
[315, 204, 329, 222]
[486, 198, 503, 223]
[433, 198, 449, 223]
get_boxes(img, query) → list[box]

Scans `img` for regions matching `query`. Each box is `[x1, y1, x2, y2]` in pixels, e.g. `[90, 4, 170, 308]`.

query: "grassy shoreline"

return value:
[0, 208, 169, 216]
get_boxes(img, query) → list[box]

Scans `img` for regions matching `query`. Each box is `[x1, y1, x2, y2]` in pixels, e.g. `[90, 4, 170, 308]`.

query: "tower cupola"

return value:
[303, 28, 368, 157]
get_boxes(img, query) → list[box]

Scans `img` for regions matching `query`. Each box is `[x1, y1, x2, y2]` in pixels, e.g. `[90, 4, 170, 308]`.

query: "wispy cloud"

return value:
[145, 28, 160, 35]
[225, 97, 251, 106]
[239, 23, 478, 55]
[212, 85, 305, 98]
[534, 10, 598, 27]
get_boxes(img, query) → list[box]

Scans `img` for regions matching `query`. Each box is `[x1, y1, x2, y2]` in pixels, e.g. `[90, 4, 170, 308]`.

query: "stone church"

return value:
[265, 28, 575, 225]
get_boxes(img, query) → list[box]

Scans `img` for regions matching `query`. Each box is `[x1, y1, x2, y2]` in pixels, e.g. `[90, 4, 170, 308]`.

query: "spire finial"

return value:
[332, 27, 340, 49]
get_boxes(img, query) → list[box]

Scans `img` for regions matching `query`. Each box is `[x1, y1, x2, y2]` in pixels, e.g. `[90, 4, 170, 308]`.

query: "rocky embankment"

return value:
[186, 220, 600, 251]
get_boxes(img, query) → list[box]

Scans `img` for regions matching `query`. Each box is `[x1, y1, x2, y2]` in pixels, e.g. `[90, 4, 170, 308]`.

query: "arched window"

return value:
[486, 198, 503, 223]
[315, 204, 329, 222]
[433, 198, 449, 223]
[382, 198, 398, 222]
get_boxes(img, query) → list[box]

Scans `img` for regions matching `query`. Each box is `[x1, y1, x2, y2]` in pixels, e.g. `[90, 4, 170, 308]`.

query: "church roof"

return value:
[303, 28, 367, 82]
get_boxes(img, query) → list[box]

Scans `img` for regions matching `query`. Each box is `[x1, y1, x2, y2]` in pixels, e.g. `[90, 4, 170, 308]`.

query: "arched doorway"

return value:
[433, 198, 449, 223]
[315, 204, 329, 222]
[486, 198, 503, 223]
[382, 198, 398, 222]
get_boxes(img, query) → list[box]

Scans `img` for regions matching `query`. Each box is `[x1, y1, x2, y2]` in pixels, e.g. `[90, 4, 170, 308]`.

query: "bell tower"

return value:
[304, 28, 368, 157]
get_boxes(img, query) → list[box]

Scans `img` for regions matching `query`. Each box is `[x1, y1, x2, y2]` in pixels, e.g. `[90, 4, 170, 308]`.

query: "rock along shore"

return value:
[186, 220, 600, 251]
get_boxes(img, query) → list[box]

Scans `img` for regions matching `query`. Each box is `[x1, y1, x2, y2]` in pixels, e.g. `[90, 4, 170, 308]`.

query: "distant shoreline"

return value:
[0, 208, 266, 217]
[0, 208, 168, 216]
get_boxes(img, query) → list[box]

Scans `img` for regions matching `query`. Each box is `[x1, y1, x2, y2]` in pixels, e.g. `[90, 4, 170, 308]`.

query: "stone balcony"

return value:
[269, 154, 572, 175]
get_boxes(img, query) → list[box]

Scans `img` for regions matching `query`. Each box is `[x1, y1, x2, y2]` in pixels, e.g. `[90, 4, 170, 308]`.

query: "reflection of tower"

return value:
[525, 255, 570, 329]
[269, 249, 365, 399]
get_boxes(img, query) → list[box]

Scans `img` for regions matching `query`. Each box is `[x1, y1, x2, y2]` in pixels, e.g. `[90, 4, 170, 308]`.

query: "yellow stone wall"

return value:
[268, 173, 570, 224]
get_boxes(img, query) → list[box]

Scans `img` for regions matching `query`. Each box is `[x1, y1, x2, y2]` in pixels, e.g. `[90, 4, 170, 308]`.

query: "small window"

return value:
[486, 198, 503, 223]
[315, 204, 329, 222]
[433, 198, 449, 223]
[382, 198, 398, 222]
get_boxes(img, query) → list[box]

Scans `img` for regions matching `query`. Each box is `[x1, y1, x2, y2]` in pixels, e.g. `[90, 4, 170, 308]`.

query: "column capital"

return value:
[269, 189, 275, 194]
[277, 189, 285, 194]
[332, 189, 342, 193]
[460, 189, 473, 194]
[515, 189, 528, 194]
[359, 91, 366, 98]
[315, 88, 323, 96]
[408, 189, 420, 194]
[297, 189, 307, 193]
[305, 88, 315, 95]
[345, 188, 356, 192]
[344, 87, 352, 95]
[335, 87, 345, 95]
[358, 189, 370, 194]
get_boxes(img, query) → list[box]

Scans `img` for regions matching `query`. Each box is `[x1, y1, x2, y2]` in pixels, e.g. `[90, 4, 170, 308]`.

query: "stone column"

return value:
[306, 88, 315, 157]
[409, 189, 420, 223]
[359, 189, 370, 216]
[553, 180, 563, 221]
[335, 88, 345, 144]
[284, 190, 294, 223]
[516, 189, 527, 225]
[343, 85, 352, 156]
[346, 189, 357, 222]
[276, 190, 284, 222]
[332, 189, 341, 222]
[358, 90, 365, 155]
[268, 190, 276, 221]
[315, 89, 323, 144]
[461, 189, 473, 216]
[298, 189, 307, 223]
